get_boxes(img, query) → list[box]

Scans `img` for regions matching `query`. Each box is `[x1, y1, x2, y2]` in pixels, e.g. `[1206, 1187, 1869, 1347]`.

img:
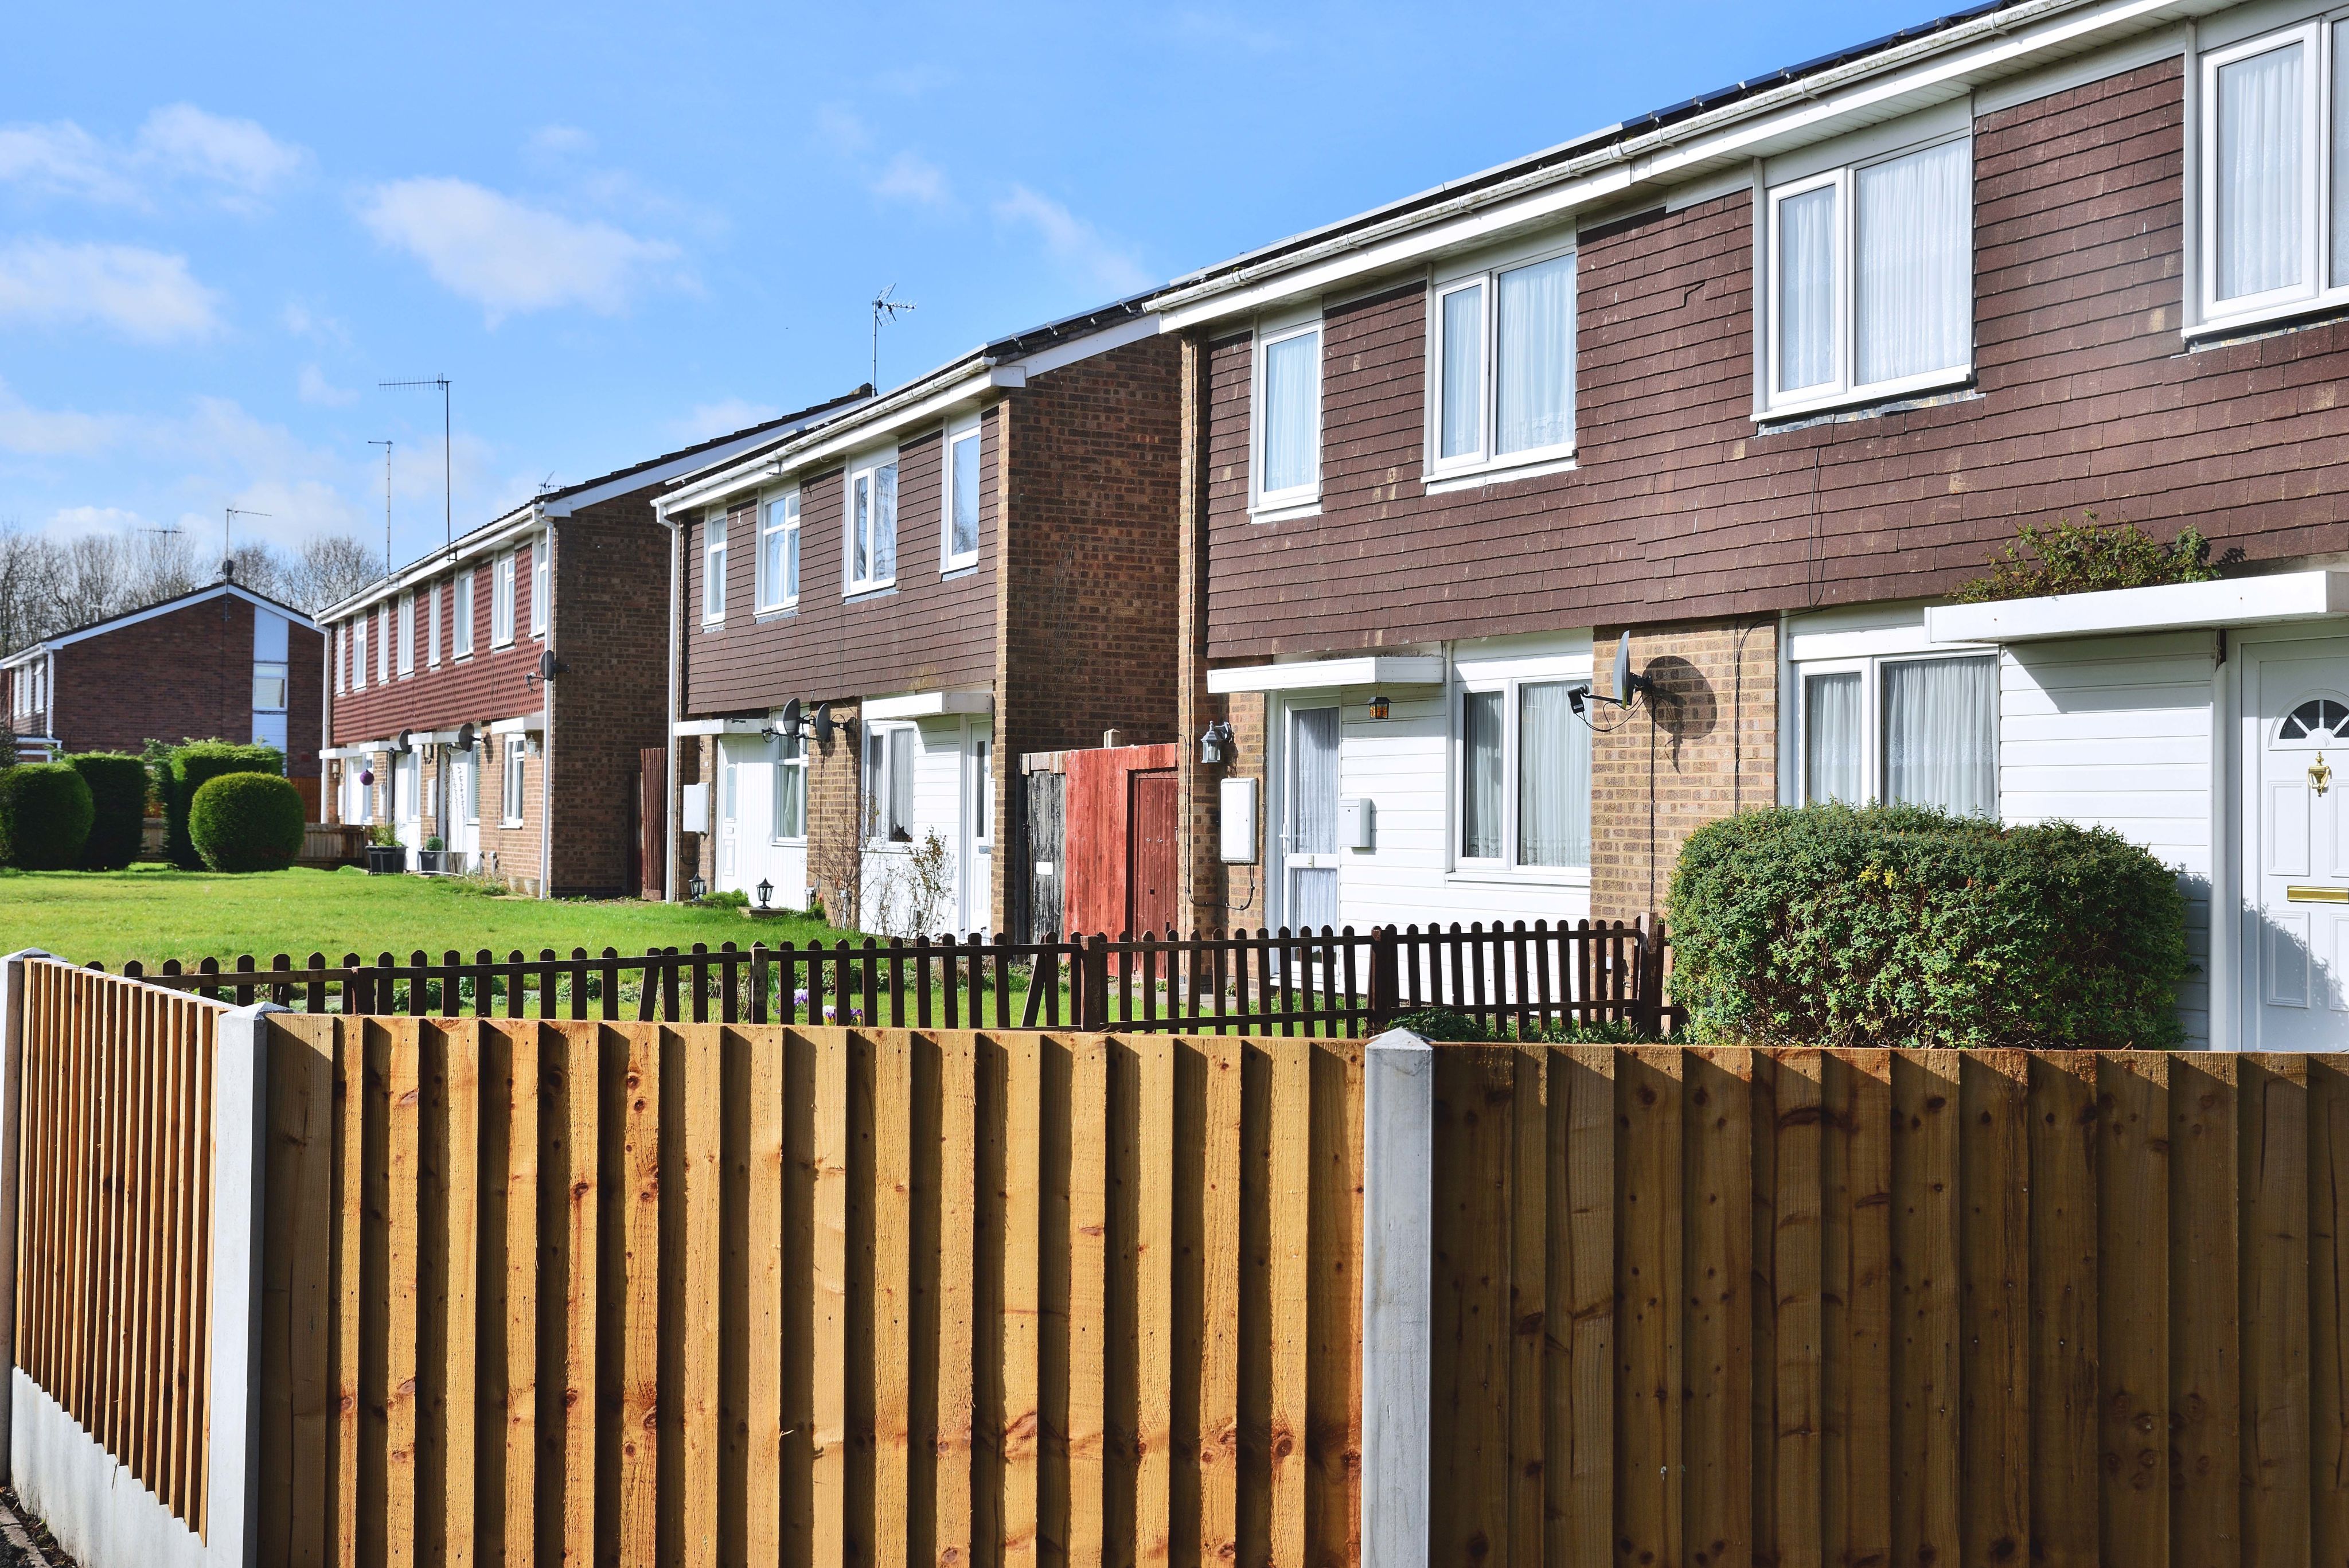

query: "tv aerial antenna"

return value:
[223, 505, 271, 568]
[380, 376, 452, 555]
[368, 439, 394, 575]
[871, 284, 916, 391]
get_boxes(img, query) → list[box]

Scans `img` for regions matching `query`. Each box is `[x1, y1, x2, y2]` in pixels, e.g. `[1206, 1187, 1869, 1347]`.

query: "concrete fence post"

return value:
[0, 949, 56, 1487]
[1361, 1025, 1432, 1568]
[208, 1001, 280, 1568]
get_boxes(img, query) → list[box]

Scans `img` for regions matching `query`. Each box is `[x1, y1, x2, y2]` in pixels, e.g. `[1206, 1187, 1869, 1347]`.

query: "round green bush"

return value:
[188, 771, 305, 873]
[1667, 802, 2191, 1050]
[67, 752, 149, 870]
[0, 763, 95, 871]
[165, 740, 283, 869]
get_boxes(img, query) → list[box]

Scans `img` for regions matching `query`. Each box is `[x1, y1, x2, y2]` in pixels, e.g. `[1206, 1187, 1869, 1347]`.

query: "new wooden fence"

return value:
[252, 1017, 1365, 1567]
[13, 960, 218, 1534]
[104, 919, 1669, 1039]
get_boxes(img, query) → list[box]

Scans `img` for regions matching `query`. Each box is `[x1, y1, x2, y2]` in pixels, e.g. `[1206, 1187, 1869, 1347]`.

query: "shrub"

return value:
[1383, 1007, 1657, 1044]
[1667, 802, 2190, 1050]
[0, 763, 95, 871]
[165, 741, 283, 868]
[66, 753, 149, 869]
[188, 771, 305, 873]
[1954, 511, 2218, 603]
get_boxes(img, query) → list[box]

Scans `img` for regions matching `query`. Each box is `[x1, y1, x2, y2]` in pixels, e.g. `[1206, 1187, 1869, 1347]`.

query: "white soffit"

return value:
[1207, 655, 1447, 694]
[488, 712, 547, 736]
[863, 688, 994, 720]
[671, 716, 772, 736]
[1925, 572, 2349, 644]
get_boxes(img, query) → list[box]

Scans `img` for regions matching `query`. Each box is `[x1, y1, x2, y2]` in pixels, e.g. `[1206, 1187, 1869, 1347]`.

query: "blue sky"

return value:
[3, 0, 1900, 568]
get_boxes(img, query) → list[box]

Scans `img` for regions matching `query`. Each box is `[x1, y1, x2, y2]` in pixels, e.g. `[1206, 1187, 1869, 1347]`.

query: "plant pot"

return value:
[416, 849, 447, 874]
[366, 844, 407, 875]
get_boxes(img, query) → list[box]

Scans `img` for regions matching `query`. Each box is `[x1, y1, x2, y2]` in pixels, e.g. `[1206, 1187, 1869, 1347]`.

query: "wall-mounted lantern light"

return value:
[1367, 693, 1391, 721]
[1200, 718, 1235, 766]
[688, 873, 708, 902]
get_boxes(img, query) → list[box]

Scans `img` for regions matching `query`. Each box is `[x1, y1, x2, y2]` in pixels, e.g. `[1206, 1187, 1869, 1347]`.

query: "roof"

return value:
[2, 578, 318, 669]
[320, 384, 872, 622]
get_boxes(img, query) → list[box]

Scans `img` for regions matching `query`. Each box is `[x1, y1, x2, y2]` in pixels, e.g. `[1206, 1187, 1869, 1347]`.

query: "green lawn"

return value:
[0, 864, 844, 970]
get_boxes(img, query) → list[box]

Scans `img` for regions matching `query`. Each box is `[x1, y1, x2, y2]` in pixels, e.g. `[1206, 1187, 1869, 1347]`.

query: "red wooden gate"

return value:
[1127, 768, 1179, 937]
[638, 744, 666, 900]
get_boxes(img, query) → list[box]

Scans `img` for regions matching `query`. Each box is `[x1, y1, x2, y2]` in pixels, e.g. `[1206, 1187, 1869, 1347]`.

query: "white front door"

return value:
[2250, 639, 2349, 1048]
[395, 752, 422, 848]
[717, 741, 740, 887]
[1283, 704, 1341, 934]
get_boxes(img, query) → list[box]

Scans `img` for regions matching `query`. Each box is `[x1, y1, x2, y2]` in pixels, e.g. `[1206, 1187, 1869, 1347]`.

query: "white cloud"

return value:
[815, 106, 871, 157]
[42, 505, 151, 537]
[0, 380, 122, 457]
[0, 105, 303, 210]
[673, 398, 781, 443]
[298, 364, 357, 407]
[0, 239, 223, 342]
[872, 151, 951, 209]
[280, 300, 350, 346]
[357, 177, 684, 323]
[526, 124, 596, 159]
[994, 186, 1152, 297]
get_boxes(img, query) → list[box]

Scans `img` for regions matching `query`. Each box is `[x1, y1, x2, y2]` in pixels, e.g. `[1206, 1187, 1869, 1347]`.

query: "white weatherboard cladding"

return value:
[712, 732, 810, 914]
[1997, 631, 2215, 1047]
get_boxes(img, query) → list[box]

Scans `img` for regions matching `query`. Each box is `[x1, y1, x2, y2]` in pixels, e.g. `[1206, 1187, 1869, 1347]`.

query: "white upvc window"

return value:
[703, 510, 728, 623]
[458, 747, 479, 825]
[502, 736, 527, 826]
[862, 721, 916, 843]
[1428, 245, 1578, 478]
[771, 729, 806, 842]
[1763, 134, 1973, 418]
[426, 582, 440, 668]
[530, 533, 549, 637]
[758, 491, 800, 612]
[969, 735, 993, 849]
[1454, 677, 1593, 875]
[376, 605, 391, 684]
[397, 592, 415, 676]
[2195, 19, 2349, 332]
[253, 661, 287, 712]
[1792, 651, 1999, 816]
[351, 617, 367, 691]
[333, 627, 345, 695]
[454, 570, 475, 658]
[1252, 317, 1321, 513]
[942, 419, 981, 571]
[492, 552, 517, 647]
[846, 458, 898, 594]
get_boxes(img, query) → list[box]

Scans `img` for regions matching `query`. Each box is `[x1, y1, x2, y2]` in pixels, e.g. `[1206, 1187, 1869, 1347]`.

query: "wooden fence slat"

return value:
[1135, 1033, 1175, 1568]
[1429, 1045, 1513, 1566]
[2242, 1055, 2312, 1568]
[873, 1031, 916, 1568]
[1507, 1046, 1549, 1568]
[2309, 1059, 2349, 1568]
[935, 1032, 980, 1568]
[1683, 1047, 1754, 1568]
[1960, 1051, 2031, 1568]
[1000, 1031, 1045, 1568]
[1267, 1041, 1310, 1568]
[1829, 1051, 1891, 1568]
[1197, 1035, 1244, 1567]
[811, 1027, 852, 1568]
[669, 1023, 723, 1568]
[1066, 1033, 1109, 1568]
[728, 1023, 786, 1568]
[1891, 1051, 1961, 1568]
[384, 1019, 423, 1566]
[1770, 1049, 1824, 1568]
[2171, 1055, 2242, 1568]
[1617, 1048, 1683, 1568]
[491, 1020, 540, 1568]
[612, 1024, 663, 1566]
[557, 1023, 600, 1566]
[2027, 1052, 2100, 1568]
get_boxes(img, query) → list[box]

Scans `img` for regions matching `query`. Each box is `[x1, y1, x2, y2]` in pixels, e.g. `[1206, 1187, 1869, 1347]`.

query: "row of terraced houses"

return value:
[284, 0, 2349, 1051]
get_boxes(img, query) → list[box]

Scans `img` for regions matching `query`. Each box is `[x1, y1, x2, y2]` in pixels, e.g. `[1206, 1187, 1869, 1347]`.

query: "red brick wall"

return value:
[48, 592, 323, 773]
[545, 502, 670, 897]
[1197, 59, 2349, 654]
[329, 540, 544, 744]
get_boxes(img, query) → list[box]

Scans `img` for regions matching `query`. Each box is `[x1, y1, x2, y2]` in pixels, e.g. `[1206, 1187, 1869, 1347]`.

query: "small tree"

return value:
[165, 740, 283, 868]
[188, 771, 305, 873]
[0, 762, 93, 870]
[1955, 512, 2219, 603]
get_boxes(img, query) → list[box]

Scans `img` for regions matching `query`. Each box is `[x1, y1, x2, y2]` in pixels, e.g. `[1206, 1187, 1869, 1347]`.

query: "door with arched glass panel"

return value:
[2250, 642, 2349, 1048]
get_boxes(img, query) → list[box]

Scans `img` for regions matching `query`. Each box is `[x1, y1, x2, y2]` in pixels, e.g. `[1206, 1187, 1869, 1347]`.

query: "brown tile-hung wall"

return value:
[675, 334, 1184, 929]
[1185, 56, 2349, 916]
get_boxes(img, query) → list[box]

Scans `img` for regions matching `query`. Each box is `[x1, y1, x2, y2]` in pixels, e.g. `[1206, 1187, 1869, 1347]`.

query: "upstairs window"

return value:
[1765, 136, 1973, 416]
[1254, 319, 1321, 510]
[351, 617, 367, 691]
[943, 420, 981, 570]
[846, 459, 898, 594]
[492, 553, 517, 646]
[376, 604, 391, 684]
[703, 512, 728, 622]
[334, 626, 345, 695]
[2198, 22, 2349, 328]
[454, 570, 475, 658]
[531, 534, 549, 636]
[397, 592, 415, 676]
[758, 491, 800, 612]
[253, 661, 288, 712]
[1430, 248, 1578, 475]
[426, 582, 440, 668]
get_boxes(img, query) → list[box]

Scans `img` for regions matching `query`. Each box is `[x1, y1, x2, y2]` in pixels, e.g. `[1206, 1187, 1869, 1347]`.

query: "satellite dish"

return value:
[1613, 631, 1633, 705]
[812, 703, 834, 746]
[456, 721, 477, 754]
[779, 698, 802, 739]
[396, 728, 413, 755]
[537, 649, 559, 685]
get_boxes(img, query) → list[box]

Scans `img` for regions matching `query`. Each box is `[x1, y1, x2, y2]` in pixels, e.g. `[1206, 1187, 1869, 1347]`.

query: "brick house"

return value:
[3, 574, 323, 800]
[660, 299, 1180, 935]
[319, 392, 864, 896]
[1160, 0, 2349, 1049]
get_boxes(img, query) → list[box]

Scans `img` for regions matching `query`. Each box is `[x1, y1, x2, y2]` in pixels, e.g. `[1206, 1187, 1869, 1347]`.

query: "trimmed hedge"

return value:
[188, 771, 305, 873]
[0, 763, 95, 871]
[165, 741, 282, 869]
[66, 752, 149, 870]
[1667, 802, 2191, 1050]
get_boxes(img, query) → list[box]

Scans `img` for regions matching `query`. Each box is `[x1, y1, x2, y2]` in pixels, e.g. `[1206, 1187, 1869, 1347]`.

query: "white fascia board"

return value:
[487, 712, 547, 736]
[1207, 655, 1447, 694]
[671, 716, 772, 736]
[30, 583, 321, 652]
[0, 643, 48, 671]
[320, 743, 387, 760]
[1925, 572, 2349, 644]
[1156, 0, 2181, 333]
[863, 688, 996, 720]
[321, 505, 545, 623]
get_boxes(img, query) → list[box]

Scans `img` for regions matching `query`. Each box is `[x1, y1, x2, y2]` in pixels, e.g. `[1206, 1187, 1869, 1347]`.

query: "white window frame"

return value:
[845, 455, 899, 596]
[1449, 672, 1593, 883]
[397, 592, 415, 677]
[703, 510, 729, 624]
[530, 533, 549, 638]
[492, 553, 517, 647]
[1425, 240, 1579, 484]
[969, 734, 993, 851]
[1251, 315, 1323, 518]
[253, 661, 288, 713]
[862, 720, 917, 844]
[2195, 20, 2334, 334]
[501, 736, 527, 827]
[333, 627, 345, 695]
[426, 581, 441, 668]
[1760, 132, 1975, 420]
[351, 617, 367, 691]
[454, 570, 475, 658]
[376, 605, 391, 684]
[757, 490, 801, 613]
[770, 730, 807, 844]
[942, 417, 982, 572]
[460, 747, 480, 826]
[1789, 649, 2001, 810]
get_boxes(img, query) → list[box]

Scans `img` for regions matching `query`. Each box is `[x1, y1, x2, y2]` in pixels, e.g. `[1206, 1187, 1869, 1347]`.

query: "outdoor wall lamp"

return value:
[688, 873, 708, 902]
[755, 877, 773, 909]
[1200, 718, 1235, 766]
[1367, 693, 1391, 721]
